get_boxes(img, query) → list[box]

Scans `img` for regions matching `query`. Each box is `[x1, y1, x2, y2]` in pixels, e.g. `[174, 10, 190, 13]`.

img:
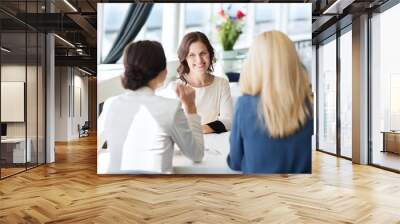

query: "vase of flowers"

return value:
[217, 6, 246, 51]
[217, 6, 245, 73]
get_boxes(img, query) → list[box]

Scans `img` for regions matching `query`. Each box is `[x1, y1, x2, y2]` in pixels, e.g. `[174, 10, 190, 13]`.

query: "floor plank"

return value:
[0, 135, 399, 223]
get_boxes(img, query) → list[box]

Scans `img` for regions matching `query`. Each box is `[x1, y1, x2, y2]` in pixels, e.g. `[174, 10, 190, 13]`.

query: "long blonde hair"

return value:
[240, 31, 313, 138]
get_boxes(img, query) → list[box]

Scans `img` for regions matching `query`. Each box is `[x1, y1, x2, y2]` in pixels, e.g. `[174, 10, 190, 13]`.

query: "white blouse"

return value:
[98, 87, 204, 174]
[157, 76, 233, 130]
[192, 76, 233, 130]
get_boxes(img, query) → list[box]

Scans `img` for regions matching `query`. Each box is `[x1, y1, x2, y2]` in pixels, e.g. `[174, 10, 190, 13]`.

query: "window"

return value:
[101, 4, 163, 63]
[295, 40, 312, 75]
[390, 75, 400, 130]
[254, 4, 277, 35]
[318, 38, 337, 155]
[184, 3, 208, 34]
[287, 4, 311, 37]
[141, 4, 163, 42]
[101, 3, 131, 62]
[99, 3, 312, 64]
[339, 29, 352, 158]
[371, 3, 400, 171]
[0, 2, 46, 179]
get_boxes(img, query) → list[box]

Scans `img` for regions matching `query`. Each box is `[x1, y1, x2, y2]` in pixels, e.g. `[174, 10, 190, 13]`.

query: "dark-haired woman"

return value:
[98, 40, 204, 174]
[177, 32, 233, 134]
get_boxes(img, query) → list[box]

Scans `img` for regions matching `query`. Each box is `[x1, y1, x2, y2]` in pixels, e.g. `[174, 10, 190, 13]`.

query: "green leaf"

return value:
[218, 18, 243, 51]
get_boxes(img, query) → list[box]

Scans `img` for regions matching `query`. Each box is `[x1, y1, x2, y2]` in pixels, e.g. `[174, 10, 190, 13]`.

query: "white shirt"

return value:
[157, 76, 233, 130]
[192, 76, 233, 130]
[98, 87, 204, 174]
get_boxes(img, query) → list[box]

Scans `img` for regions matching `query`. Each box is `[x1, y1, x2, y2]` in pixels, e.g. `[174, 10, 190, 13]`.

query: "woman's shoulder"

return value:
[103, 93, 124, 107]
[211, 75, 229, 85]
[209, 75, 230, 92]
[154, 92, 180, 108]
[238, 94, 258, 102]
[120, 88, 181, 112]
[100, 93, 130, 116]
[236, 94, 258, 109]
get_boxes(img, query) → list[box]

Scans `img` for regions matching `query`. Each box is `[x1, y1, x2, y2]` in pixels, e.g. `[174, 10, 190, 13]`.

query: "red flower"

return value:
[218, 9, 225, 17]
[236, 10, 245, 20]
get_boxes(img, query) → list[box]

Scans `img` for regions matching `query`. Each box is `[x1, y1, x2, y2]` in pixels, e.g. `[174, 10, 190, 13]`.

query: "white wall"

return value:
[55, 66, 68, 141]
[54, 67, 89, 141]
[1, 65, 25, 131]
[1, 65, 37, 138]
[73, 73, 89, 138]
[1, 63, 46, 164]
[1, 82, 25, 122]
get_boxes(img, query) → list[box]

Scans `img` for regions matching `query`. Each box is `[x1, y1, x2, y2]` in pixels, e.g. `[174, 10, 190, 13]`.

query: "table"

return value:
[381, 131, 400, 154]
[97, 132, 240, 174]
[173, 132, 240, 174]
[1, 138, 32, 163]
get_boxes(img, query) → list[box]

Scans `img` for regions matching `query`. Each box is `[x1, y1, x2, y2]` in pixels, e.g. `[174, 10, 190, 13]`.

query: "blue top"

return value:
[227, 95, 313, 174]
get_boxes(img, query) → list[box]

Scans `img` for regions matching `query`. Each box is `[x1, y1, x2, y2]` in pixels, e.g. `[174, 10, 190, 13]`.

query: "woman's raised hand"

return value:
[175, 83, 197, 114]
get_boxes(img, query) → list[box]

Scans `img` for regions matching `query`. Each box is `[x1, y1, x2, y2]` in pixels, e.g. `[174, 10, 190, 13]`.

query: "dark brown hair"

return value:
[177, 32, 215, 79]
[122, 40, 166, 91]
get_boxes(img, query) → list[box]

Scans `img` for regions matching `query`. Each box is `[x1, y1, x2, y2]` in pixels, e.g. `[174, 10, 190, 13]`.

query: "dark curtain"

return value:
[102, 3, 153, 64]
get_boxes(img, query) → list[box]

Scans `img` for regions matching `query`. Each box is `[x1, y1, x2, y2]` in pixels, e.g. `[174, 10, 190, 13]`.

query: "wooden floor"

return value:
[1, 167, 26, 178]
[1, 135, 400, 223]
[1, 163, 44, 178]
[373, 150, 400, 171]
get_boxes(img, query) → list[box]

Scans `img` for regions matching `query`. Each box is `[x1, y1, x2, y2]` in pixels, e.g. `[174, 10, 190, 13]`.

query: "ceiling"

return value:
[0, 0, 99, 75]
[311, 0, 390, 44]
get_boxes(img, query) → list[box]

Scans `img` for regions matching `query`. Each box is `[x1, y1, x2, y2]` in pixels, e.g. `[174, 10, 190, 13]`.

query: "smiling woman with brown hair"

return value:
[177, 31, 233, 134]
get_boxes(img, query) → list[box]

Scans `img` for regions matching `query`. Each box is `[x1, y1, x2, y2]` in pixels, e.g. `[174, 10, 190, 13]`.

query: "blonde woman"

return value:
[227, 31, 313, 174]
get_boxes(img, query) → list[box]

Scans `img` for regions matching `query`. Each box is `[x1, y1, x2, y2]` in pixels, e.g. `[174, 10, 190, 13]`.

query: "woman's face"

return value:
[186, 41, 210, 75]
